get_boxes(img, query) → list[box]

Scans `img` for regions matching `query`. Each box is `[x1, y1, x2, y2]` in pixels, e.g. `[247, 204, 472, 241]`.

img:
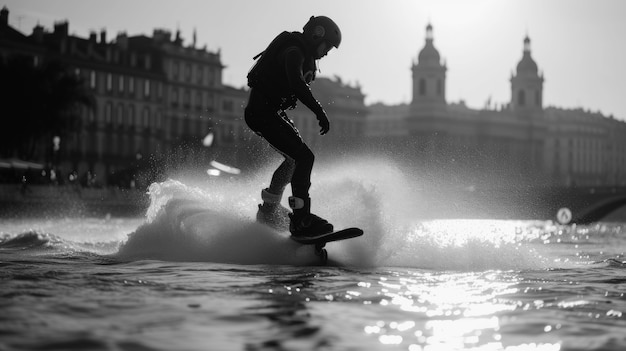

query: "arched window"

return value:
[419, 79, 426, 96]
[518, 90, 525, 106]
[106, 73, 113, 92]
[118, 75, 125, 93]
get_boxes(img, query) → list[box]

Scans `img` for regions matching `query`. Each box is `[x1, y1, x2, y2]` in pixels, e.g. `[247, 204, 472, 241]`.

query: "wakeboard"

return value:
[290, 227, 363, 265]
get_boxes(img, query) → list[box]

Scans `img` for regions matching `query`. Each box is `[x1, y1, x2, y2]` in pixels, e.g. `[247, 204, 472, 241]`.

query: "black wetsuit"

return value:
[244, 31, 326, 200]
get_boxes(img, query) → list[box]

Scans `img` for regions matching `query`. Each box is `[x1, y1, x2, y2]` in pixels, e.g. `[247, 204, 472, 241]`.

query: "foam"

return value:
[115, 158, 553, 269]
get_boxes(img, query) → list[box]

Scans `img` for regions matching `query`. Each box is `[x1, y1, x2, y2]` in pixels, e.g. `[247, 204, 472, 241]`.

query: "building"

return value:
[0, 7, 369, 184]
[280, 76, 368, 156]
[0, 7, 249, 186]
[368, 23, 626, 189]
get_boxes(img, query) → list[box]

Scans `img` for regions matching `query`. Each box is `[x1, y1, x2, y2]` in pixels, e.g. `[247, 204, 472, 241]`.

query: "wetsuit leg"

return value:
[268, 158, 295, 196]
[245, 95, 314, 200]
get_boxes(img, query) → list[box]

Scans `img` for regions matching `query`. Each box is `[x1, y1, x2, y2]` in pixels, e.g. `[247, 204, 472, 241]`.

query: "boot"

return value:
[256, 188, 290, 231]
[288, 196, 333, 238]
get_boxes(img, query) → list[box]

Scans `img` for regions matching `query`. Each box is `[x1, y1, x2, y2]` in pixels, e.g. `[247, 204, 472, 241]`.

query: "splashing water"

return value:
[112, 158, 554, 270]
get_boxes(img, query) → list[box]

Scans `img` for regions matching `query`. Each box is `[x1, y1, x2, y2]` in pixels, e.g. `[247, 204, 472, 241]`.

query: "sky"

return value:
[4, 0, 626, 121]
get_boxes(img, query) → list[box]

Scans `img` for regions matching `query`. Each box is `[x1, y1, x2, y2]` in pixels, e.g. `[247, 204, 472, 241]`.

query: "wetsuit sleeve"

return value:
[283, 47, 325, 116]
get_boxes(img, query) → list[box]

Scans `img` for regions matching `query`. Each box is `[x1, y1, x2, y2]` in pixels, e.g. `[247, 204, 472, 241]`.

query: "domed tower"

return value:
[510, 35, 544, 113]
[411, 24, 447, 112]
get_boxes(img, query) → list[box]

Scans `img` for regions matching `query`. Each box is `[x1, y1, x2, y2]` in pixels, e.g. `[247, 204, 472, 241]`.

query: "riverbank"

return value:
[0, 184, 148, 218]
[1, 183, 624, 223]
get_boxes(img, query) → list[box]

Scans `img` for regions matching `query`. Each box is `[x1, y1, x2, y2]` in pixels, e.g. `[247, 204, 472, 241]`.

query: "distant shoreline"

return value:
[0, 184, 148, 218]
[2, 183, 625, 223]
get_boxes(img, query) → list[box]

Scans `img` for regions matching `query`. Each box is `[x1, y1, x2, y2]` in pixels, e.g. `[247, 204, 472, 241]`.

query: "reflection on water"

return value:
[360, 270, 531, 350]
[1, 213, 625, 350]
[244, 267, 569, 350]
[243, 270, 327, 350]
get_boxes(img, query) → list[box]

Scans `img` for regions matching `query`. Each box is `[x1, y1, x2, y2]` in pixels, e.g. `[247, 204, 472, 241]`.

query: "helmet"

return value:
[303, 16, 342, 49]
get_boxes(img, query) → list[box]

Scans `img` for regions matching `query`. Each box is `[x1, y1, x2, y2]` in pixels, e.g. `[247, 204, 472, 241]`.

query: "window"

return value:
[129, 77, 135, 94]
[119, 75, 125, 93]
[143, 108, 150, 128]
[518, 90, 526, 106]
[145, 54, 151, 70]
[155, 111, 162, 129]
[196, 91, 202, 110]
[223, 100, 234, 112]
[437, 79, 442, 96]
[90, 71, 97, 89]
[198, 66, 204, 84]
[173, 62, 179, 79]
[106, 73, 113, 92]
[172, 88, 179, 107]
[144, 80, 150, 97]
[205, 92, 213, 111]
[127, 106, 135, 126]
[116, 104, 124, 125]
[419, 79, 426, 96]
[105, 102, 113, 124]
[184, 90, 190, 108]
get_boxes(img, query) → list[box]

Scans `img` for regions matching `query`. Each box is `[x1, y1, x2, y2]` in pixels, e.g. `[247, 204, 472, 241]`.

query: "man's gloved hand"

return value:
[316, 111, 330, 135]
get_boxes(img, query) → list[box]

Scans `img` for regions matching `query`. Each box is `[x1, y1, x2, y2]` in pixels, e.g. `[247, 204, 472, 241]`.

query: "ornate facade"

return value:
[369, 23, 626, 188]
[0, 7, 368, 185]
[0, 7, 249, 186]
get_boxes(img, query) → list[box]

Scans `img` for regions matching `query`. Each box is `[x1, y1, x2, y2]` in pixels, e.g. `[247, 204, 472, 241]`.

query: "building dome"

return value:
[418, 24, 441, 66]
[516, 36, 538, 74]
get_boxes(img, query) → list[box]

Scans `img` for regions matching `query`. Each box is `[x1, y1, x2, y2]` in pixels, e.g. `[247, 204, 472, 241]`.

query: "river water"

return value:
[1, 163, 625, 350]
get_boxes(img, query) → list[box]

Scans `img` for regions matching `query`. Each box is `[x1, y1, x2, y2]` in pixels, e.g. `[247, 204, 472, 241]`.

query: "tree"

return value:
[0, 56, 94, 159]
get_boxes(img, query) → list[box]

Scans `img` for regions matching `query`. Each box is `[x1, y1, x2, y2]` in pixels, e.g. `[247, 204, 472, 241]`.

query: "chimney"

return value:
[1, 6, 8, 27]
[116, 32, 128, 50]
[153, 29, 171, 44]
[100, 29, 107, 44]
[33, 25, 44, 42]
[89, 31, 97, 42]
[53, 21, 69, 37]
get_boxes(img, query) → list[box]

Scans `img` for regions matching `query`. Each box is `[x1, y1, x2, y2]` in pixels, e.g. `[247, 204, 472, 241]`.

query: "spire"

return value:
[516, 35, 538, 74]
[510, 34, 543, 112]
[523, 35, 531, 53]
[412, 22, 447, 111]
[417, 23, 441, 66]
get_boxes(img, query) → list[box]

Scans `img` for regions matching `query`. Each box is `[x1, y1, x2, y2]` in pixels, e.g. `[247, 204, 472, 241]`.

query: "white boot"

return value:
[256, 188, 290, 231]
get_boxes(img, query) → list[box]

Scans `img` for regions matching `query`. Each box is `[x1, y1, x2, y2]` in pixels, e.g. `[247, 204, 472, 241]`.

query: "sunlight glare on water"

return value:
[360, 269, 563, 350]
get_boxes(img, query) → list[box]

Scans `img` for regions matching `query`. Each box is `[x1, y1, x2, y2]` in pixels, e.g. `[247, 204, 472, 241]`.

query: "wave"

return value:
[113, 159, 554, 270]
[0, 230, 121, 255]
[0, 230, 65, 250]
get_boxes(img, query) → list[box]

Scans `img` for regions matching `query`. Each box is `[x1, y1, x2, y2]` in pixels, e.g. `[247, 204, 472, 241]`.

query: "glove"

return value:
[316, 111, 330, 135]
